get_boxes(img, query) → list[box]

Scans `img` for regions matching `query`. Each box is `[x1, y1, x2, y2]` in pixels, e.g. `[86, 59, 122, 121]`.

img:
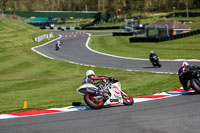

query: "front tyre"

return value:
[190, 78, 200, 94]
[157, 63, 162, 67]
[122, 91, 134, 105]
[84, 93, 104, 109]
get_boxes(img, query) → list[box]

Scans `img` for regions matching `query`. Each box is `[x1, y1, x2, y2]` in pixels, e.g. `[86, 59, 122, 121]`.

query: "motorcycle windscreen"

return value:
[76, 88, 87, 95]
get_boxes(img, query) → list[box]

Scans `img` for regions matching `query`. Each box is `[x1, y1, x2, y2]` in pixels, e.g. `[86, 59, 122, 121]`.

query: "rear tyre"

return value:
[84, 93, 103, 109]
[122, 91, 134, 105]
[190, 78, 200, 94]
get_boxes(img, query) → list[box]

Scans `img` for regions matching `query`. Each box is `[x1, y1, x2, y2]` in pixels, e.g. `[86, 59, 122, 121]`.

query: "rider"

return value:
[56, 40, 61, 48]
[82, 70, 110, 85]
[178, 61, 200, 91]
[82, 70, 111, 95]
[149, 51, 158, 62]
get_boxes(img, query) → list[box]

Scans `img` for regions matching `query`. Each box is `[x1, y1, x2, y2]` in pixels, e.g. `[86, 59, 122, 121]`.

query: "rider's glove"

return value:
[109, 77, 114, 82]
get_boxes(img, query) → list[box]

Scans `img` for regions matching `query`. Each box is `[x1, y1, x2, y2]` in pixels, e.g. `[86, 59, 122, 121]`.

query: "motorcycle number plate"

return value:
[110, 99, 119, 102]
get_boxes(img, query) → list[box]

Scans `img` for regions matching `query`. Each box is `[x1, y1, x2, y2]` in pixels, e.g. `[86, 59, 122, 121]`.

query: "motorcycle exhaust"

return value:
[86, 88, 97, 94]
[86, 88, 102, 95]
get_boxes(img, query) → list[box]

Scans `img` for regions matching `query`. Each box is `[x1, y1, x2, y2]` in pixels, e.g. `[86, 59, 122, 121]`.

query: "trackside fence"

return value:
[34, 33, 54, 42]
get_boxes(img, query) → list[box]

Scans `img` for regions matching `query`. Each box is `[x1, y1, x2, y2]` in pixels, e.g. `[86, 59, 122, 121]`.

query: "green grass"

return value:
[88, 12, 200, 59]
[0, 17, 181, 114]
[89, 31, 200, 59]
[89, 12, 200, 59]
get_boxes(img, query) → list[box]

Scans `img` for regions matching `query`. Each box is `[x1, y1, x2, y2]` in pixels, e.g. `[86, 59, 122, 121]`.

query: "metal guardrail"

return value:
[33, 33, 54, 42]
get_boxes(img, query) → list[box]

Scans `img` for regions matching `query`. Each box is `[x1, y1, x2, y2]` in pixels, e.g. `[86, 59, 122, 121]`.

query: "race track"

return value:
[1, 93, 200, 133]
[1, 31, 200, 133]
[33, 31, 200, 74]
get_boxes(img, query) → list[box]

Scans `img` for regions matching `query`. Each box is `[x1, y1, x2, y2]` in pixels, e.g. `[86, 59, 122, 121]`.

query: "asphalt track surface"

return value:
[1, 31, 200, 133]
[33, 31, 200, 74]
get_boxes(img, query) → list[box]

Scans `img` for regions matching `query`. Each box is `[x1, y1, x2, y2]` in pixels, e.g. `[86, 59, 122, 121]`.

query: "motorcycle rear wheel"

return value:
[190, 78, 200, 94]
[122, 91, 134, 105]
[84, 93, 104, 109]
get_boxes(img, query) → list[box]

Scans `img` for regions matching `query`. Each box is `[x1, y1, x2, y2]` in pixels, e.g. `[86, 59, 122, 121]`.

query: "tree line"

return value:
[1, 0, 200, 15]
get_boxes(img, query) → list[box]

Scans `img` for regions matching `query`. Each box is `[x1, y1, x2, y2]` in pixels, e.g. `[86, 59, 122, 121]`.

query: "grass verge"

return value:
[89, 32, 200, 59]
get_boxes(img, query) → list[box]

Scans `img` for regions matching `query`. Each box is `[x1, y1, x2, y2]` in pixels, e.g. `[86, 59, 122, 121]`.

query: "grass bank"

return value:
[89, 34, 200, 59]
[88, 14, 200, 59]
[0, 17, 180, 114]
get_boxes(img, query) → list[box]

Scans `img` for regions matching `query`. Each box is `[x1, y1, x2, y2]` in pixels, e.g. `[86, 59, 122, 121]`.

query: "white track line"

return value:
[31, 33, 177, 74]
[31, 34, 62, 60]
[0, 88, 194, 120]
[86, 33, 200, 62]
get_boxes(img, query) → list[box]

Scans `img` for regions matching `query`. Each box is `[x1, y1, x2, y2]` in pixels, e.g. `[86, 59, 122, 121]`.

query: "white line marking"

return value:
[31, 32, 177, 74]
[0, 88, 194, 120]
[86, 33, 200, 62]
[31, 34, 62, 60]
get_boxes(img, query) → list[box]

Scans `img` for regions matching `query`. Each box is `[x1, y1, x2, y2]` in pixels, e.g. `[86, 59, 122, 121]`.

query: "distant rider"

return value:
[149, 51, 158, 62]
[55, 40, 61, 50]
[178, 62, 200, 91]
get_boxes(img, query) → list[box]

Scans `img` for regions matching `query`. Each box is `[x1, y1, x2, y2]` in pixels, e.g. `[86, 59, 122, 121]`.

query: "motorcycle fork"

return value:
[121, 91, 128, 98]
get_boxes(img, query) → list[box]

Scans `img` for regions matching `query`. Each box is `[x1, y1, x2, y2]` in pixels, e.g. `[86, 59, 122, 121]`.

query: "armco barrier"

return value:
[113, 30, 145, 36]
[129, 29, 200, 43]
[82, 26, 120, 30]
[34, 33, 54, 42]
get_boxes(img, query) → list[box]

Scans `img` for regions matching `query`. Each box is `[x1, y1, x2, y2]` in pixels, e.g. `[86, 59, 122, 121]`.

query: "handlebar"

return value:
[108, 77, 118, 83]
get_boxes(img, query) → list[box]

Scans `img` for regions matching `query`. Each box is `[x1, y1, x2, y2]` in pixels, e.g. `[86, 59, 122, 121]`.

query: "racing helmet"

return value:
[150, 51, 154, 53]
[57, 40, 60, 44]
[182, 61, 189, 67]
[86, 70, 95, 76]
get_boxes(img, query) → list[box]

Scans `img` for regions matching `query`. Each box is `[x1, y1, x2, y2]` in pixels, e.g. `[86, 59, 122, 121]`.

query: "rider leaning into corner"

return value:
[178, 61, 200, 91]
[82, 70, 112, 95]
[149, 51, 158, 61]
[82, 70, 110, 85]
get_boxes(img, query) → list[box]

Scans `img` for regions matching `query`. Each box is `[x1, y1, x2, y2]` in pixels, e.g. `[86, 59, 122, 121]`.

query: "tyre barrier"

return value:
[113, 30, 145, 36]
[129, 29, 200, 43]
[40, 26, 81, 31]
[82, 26, 120, 30]
[113, 32, 134, 36]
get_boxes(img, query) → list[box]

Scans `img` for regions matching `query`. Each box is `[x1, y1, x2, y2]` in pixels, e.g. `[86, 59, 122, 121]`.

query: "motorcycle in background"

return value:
[55, 41, 61, 51]
[150, 55, 162, 68]
[189, 70, 200, 93]
[76, 78, 134, 109]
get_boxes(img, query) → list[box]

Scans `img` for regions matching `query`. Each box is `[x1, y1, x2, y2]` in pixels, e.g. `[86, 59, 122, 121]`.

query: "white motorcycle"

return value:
[76, 78, 134, 109]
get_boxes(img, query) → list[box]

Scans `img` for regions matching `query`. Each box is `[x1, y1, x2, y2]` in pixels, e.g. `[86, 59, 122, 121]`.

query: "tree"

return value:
[180, 0, 194, 18]
[1, 0, 199, 16]
[1, 0, 8, 14]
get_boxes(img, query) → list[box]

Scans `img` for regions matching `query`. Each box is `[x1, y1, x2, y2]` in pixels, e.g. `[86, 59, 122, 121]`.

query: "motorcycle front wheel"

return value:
[55, 47, 59, 51]
[84, 93, 104, 109]
[157, 62, 162, 67]
[190, 78, 200, 94]
[121, 91, 134, 105]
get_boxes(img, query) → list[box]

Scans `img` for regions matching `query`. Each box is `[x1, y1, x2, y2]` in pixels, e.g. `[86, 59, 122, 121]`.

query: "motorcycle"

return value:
[189, 70, 200, 94]
[150, 56, 161, 68]
[76, 78, 134, 109]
